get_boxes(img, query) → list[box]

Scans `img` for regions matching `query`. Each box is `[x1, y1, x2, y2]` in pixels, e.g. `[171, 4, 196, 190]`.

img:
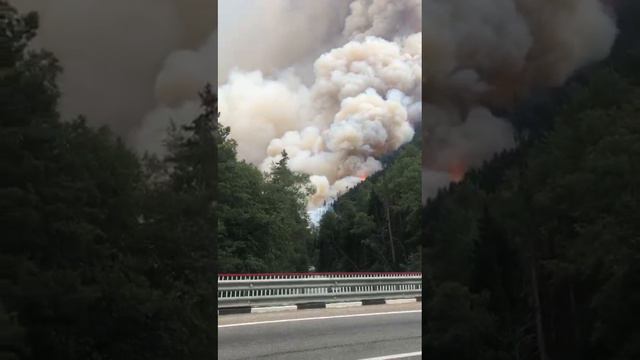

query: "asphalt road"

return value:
[218, 302, 422, 360]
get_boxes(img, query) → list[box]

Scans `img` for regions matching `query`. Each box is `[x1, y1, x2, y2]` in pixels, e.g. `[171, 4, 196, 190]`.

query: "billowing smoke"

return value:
[218, 0, 422, 214]
[216, 0, 616, 212]
[420, 0, 617, 202]
[13, 0, 618, 212]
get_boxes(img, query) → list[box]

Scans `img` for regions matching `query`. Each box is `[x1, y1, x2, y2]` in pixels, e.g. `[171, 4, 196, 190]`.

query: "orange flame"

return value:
[448, 161, 466, 183]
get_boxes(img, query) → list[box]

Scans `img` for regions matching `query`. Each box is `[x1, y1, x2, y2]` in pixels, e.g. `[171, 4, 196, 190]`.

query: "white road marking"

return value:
[218, 310, 421, 328]
[251, 305, 297, 313]
[385, 299, 417, 305]
[326, 301, 363, 308]
[357, 351, 422, 360]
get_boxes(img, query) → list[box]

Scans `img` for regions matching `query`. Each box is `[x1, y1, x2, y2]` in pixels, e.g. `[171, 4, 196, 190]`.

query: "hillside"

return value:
[315, 133, 421, 272]
[422, 2, 640, 358]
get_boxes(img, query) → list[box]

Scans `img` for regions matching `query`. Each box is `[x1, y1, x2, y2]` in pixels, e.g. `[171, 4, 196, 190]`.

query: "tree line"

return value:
[315, 134, 421, 272]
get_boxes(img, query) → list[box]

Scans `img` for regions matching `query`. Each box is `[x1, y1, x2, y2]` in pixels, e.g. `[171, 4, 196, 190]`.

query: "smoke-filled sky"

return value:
[217, 0, 618, 210]
[12, 0, 217, 153]
[419, 0, 617, 203]
[12, 0, 618, 211]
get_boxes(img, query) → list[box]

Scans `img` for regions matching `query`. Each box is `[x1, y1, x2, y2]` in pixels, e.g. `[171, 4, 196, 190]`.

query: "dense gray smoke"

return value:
[12, 0, 217, 142]
[420, 0, 617, 202]
[13, 0, 617, 211]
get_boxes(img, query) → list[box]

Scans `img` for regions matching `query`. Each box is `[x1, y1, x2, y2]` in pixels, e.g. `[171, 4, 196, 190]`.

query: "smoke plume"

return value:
[217, 0, 616, 211]
[14, 0, 618, 212]
[419, 0, 617, 202]
[218, 0, 422, 214]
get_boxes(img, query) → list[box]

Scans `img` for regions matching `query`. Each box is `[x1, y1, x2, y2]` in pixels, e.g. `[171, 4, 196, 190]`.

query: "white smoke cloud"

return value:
[344, 0, 422, 40]
[218, 20, 422, 211]
[311, 34, 421, 122]
[218, 0, 351, 85]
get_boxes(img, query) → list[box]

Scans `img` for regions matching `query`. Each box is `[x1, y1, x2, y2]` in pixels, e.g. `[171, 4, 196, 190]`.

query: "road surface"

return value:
[218, 302, 422, 360]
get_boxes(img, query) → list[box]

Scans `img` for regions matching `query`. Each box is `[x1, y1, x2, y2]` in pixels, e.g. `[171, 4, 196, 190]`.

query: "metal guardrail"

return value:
[218, 272, 422, 308]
